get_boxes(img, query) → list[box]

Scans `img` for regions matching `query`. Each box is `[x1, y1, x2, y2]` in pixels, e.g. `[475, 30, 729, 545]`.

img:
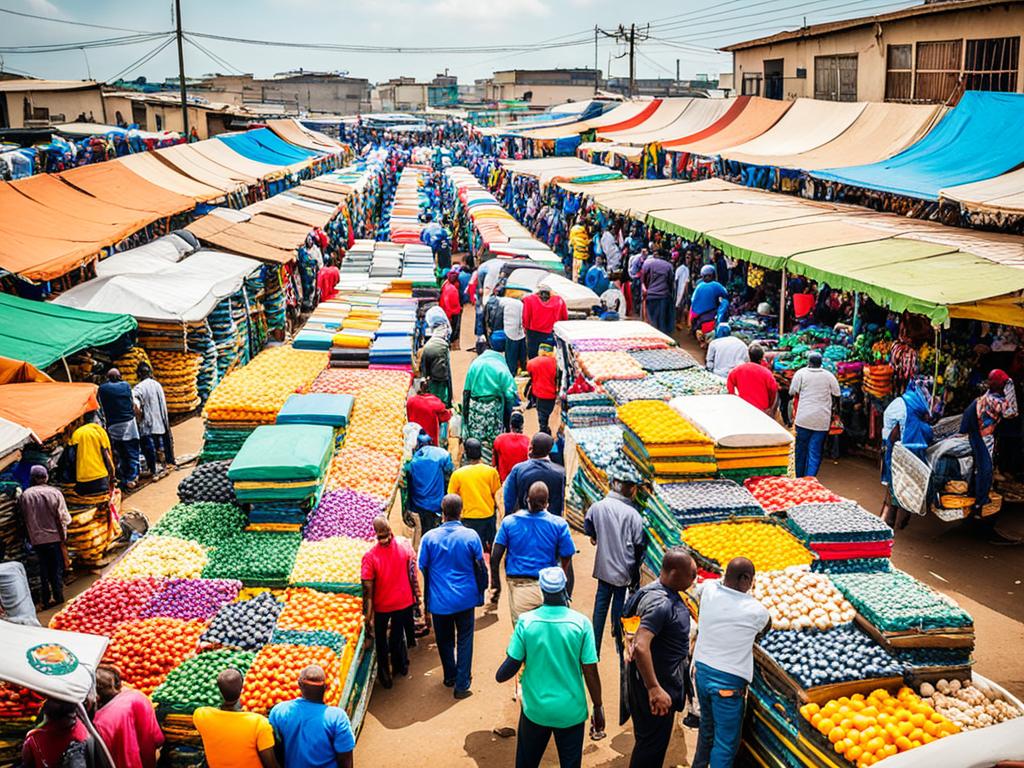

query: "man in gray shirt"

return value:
[584, 456, 647, 659]
[789, 350, 841, 478]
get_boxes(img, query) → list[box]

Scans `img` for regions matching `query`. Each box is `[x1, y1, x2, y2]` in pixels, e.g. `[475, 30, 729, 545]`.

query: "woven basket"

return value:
[943, 480, 969, 495]
[981, 491, 1003, 518]
[939, 494, 976, 509]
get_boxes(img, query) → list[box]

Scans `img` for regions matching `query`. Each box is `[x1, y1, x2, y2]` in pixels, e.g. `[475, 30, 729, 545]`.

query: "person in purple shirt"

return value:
[641, 251, 676, 337]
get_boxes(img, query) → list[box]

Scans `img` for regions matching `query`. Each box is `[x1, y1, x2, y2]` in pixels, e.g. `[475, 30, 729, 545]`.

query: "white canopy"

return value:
[0, 622, 109, 703]
[539, 273, 600, 312]
[0, 417, 35, 465]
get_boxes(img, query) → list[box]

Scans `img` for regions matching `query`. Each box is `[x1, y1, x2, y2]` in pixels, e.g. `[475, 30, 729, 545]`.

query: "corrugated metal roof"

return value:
[0, 79, 99, 92]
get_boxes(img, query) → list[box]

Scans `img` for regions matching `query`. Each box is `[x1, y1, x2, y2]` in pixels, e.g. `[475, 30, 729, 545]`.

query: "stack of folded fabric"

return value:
[369, 335, 414, 368]
[864, 364, 894, 399]
[628, 348, 698, 372]
[784, 501, 894, 562]
[602, 378, 671, 405]
[653, 368, 727, 397]
[149, 350, 203, 414]
[400, 244, 438, 289]
[669, 395, 793, 482]
[228, 424, 335, 529]
[563, 392, 615, 428]
[617, 400, 715, 481]
[569, 424, 625, 514]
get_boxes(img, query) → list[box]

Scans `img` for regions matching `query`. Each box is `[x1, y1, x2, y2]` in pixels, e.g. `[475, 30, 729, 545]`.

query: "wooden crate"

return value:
[853, 612, 975, 651]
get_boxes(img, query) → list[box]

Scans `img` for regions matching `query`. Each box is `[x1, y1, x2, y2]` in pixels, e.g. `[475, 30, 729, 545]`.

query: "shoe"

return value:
[989, 531, 1023, 546]
[378, 672, 393, 689]
[443, 678, 455, 688]
[454, 689, 472, 700]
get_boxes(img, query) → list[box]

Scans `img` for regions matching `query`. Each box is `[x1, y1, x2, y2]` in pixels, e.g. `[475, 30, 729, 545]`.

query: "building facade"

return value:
[374, 75, 459, 112]
[481, 69, 603, 107]
[723, 0, 1024, 103]
[199, 72, 371, 115]
[0, 80, 106, 129]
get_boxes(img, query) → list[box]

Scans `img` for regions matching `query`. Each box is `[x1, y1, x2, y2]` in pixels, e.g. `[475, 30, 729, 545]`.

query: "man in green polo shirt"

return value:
[495, 566, 604, 768]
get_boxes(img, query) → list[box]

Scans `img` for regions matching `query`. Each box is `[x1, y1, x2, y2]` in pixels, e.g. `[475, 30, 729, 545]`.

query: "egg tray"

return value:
[830, 570, 974, 636]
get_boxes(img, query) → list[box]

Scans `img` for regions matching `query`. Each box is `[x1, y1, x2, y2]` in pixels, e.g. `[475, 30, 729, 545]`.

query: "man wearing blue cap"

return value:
[496, 566, 604, 768]
[704, 324, 749, 379]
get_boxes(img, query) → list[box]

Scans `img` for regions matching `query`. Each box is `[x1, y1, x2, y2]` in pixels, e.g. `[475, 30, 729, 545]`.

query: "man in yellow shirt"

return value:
[69, 412, 116, 496]
[448, 438, 502, 552]
[568, 218, 591, 284]
[194, 669, 277, 768]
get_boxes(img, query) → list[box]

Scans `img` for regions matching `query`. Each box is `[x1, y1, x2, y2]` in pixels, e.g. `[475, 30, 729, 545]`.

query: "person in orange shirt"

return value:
[527, 344, 559, 435]
[194, 669, 277, 768]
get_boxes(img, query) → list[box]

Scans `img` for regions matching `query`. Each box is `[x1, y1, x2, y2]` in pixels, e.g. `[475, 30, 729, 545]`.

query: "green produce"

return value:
[201, 531, 301, 586]
[152, 649, 257, 711]
[151, 503, 247, 548]
[830, 569, 973, 632]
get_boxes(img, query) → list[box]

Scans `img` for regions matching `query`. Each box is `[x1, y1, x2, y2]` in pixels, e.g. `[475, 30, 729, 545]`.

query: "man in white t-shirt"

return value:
[692, 557, 770, 768]
[788, 350, 841, 477]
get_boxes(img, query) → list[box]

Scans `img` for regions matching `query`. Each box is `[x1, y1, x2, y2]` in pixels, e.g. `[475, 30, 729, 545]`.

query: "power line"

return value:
[0, 32, 170, 54]
[185, 33, 244, 75]
[0, 6, 163, 34]
[104, 34, 175, 83]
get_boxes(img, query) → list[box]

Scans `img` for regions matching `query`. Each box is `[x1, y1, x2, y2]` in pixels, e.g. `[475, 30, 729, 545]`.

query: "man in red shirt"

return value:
[726, 343, 779, 414]
[522, 286, 567, 358]
[361, 516, 420, 688]
[492, 410, 530, 482]
[440, 270, 463, 350]
[527, 343, 559, 435]
[316, 259, 341, 302]
[407, 378, 451, 447]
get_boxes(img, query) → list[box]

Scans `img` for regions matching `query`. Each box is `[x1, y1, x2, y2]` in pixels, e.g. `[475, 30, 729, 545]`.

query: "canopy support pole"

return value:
[853, 292, 860, 334]
[77, 702, 116, 768]
[932, 325, 941, 410]
[779, 267, 787, 335]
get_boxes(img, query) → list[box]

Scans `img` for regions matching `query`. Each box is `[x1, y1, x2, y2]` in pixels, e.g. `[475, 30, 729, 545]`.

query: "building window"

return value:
[741, 72, 762, 96]
[964, 36, 1020, 92]
[764, 59, 784, 100]
[915, 39, 962, 102]
[885, 44, 913, 101]
[814, 54, 857, 101]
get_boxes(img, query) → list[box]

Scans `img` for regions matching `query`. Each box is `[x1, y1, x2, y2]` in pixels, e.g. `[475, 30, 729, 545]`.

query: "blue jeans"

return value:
[592, 580, 626, 660]
[794, 426, 827, 477]
[432, 607, 474, 692]
[692, 663, 747, 768]
[505, 336, 527, 375]
[645, 296, 673, 337]
[112, 438, 140, 484]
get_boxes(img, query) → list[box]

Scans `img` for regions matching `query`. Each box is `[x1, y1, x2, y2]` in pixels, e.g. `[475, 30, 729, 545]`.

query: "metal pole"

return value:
[175, 0, 189, 138]
[852, 292, 860, 333]
[779, 267, 787, 335]
[594, 26, 599, 95]
[932, 326, 941, 410]
[628, 23, 636, 99]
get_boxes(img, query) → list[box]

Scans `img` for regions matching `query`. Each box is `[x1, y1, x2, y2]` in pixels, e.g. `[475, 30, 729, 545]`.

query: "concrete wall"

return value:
[2, 86, 105, 128]
[730, 4, 1024, 101]
[483, 83, 598, 107]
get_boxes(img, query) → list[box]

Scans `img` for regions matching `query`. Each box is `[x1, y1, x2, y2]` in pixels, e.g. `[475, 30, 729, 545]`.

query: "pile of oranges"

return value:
[103, 617, 207, 694]
[576, 351, 646, 383]
[240, 643, 344, 713]
[326, 447, 402, 500]
[310, 368, 410, 397]
[109, 536, 208, 580]
[203, 346, 328, 424]
[276, 588, 364, 642]
[290, 538, 373, 588]
[682, 520, 814, 572]
[801, 687, 960, 767]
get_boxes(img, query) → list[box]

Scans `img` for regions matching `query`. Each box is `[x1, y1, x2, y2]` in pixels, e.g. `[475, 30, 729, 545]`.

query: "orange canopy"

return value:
[0, 381, 98, 441]
[0, 226, 100, 282]
[0, 356, 52, 385]
[12, 175, 154, 234]
[61, 162, 195, 218]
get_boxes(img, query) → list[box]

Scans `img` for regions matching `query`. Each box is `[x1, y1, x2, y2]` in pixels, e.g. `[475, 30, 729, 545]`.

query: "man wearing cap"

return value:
[448, 438, 502, 552]
[17, 466, 70, 608]
[419, 495, 486, 699]
[689, 265, 728, 336]
[440, 270, 463, 350]
[491, 482, 576, 626]
[522, 286, 568, 359]
[641, 250, 675, 337]
[526, 344, 559, 435]
[705, 324, 750, 379]
[504, 433, 566, 519]
[496, 566, 604, 768]
[269, 665, 355, 768]
[404, 432, 455, 546]
[98, 368, 141, 489]
[492, 411, 530, 483]
[584, 457, 647, 660]
[407, 378, 452, 448]
[419, 325, 453, 408]
[789, 351, 841, 477]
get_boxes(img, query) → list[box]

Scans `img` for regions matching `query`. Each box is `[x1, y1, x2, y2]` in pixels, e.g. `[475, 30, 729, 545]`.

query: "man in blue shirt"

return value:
[97, 368, 141, 489]
[689, 264, 729, 338]
[269, 665, 355, 768]
[503, 433, 566, 518]
[491, 481, 576, 626]
[419, 494, 485, 699]
[405, 432, 454, 545]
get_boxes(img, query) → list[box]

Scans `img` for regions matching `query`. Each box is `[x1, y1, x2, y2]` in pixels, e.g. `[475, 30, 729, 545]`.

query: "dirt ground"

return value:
[49, 306, 1023, 768]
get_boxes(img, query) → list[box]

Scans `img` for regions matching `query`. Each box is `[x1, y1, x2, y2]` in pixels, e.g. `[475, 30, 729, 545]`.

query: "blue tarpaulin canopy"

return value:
[217, 128, 319, 167]
[811, 92, 1024, 201]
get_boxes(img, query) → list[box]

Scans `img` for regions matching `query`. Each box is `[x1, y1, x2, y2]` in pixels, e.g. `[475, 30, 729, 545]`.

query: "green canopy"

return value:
[0, 293, 137, 369]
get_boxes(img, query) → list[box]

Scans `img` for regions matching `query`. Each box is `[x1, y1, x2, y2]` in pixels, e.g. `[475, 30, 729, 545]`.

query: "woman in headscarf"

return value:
[462, 340, 520, 464]
[881, 377, 934, 529]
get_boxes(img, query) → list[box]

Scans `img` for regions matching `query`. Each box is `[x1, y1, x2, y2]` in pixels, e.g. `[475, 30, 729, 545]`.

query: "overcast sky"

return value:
[0, 0, 917, 85]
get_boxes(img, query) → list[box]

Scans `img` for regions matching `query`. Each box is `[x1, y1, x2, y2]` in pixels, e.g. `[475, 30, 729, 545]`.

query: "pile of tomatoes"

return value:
[49, 578, 164, 636]
[326, 447, 401, 501]
[0, 683, 43, 718]
[240, 643, 344, 714]
[744, 476, 843, 513]
[276, 588, 364, 642]
[103, 617, 208, 694]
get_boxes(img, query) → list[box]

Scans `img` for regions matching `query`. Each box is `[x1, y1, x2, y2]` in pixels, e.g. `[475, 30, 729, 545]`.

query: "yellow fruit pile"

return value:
[289, 536, 374, 586]
[109, 535, 208, 579]
[618, 401, 711, 446]
[801, 687, 960, 767]
[326, 446, 402, 501]
[203, 346, 328, 423]
[577, 351, 646, 383]
[682, 520, 813, 571]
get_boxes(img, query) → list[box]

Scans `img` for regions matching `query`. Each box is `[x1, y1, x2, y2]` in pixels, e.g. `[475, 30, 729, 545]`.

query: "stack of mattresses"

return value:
[617, 400, 715, 481]
[783, 501, 894, 562]
[653, 367, 727, 397]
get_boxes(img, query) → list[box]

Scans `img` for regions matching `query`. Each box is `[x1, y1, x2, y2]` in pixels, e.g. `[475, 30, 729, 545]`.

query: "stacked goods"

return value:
[753, 567, 856, 630]
[113, 347, 153, 384]
[577, 351, 646, 383]
[304, 489, 384, 541]
[240, 643, 344, 714]
[572, 337, 667, 352]
[150, 503, 247, 547]
[864, 364, 894, 399]
[647, 480, 764, 533]
[103, 617, 208, 694]
[50, 577, 165, 636]
[201, 531, 301, 587]
[628, 347, 697, 372]
[917, 680, 1022, 730]
[0, 683, 44, 758]
[200, 591, 283, 650]
[564, 392, 617, 429]
[895, 647, 972, 669]
[682, 519, 813, 573]
[653, 368, 727, 397]
[63, 487, 122, 566]
[290, 538, 373, 592]
[152, 649, 258, 713]
[829, 570, 974, 634]
[326, 447, 402, 502]
[139, 579, 242, 621]
[276, 589, 364, 643]
[785, 502, 894, 561]
[800, 687, 959, 766]
[745, 476, 842, 513]
[228, 425, 335, 526]
[199, 426, 256, 464]
[758, 625, 903, 689]
[670, 395, 793, 482]
[602, 378, 671, 404]
[149, 350, 203, 414]
[814, 558, 893, 575]
[177, 463, 236, 504]
[617, 400, 715, 480]
[276, 393, 354, 429]
[110, 536, 209, 580]
[570, 424, 625, 509]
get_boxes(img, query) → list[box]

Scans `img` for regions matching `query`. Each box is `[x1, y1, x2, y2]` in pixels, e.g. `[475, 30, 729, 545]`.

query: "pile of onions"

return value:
[753, 566, 856, 631]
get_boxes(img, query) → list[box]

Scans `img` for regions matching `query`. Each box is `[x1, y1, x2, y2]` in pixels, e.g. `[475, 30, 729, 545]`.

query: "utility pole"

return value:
[175, 0, 189, 137]
[628, 24, 636, 98]
[594, 26, 599, 95]
[676, 59, 680, 83]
